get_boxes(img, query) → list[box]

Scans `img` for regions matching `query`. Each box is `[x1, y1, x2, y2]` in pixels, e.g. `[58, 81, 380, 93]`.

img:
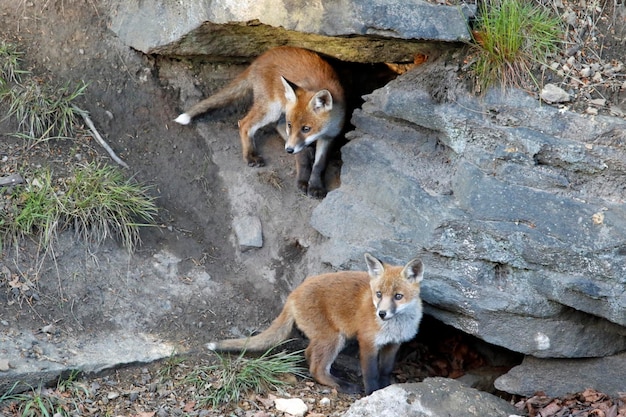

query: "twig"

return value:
[72, 105, 129, 169]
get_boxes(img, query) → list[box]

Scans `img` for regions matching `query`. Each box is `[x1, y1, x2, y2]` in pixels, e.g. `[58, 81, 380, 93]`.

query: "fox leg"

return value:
[359, 340, 384, 395]
[307, 137, 331, 198]
[295, 147, 314, 194]
[238, 102, 282, 167]
[306, 337, 360, 394]
[378, 343, 401, 389]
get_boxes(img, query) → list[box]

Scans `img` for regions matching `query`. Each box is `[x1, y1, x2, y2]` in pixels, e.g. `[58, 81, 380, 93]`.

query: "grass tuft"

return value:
[1, 162, 158, 253]
[0, 42, 28, 86]
[0, 42, 86, 144]
[62, 162, 158, 252]
[187, 346, 307, 408]
[0, 79, 87, 143]
[0, 372, 88, 417]
[470, 0, 563, 92]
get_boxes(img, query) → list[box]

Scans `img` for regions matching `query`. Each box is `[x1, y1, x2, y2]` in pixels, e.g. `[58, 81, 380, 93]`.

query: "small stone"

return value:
[232, 215, 263, 249]
[585, 107, 599, 115]
[579, 66, 592, 78]
[274, 398, 308, 417]
[41, 324, 56, 334]
[563, 10, 577, 26]
[609, 105, 624, 117]
[0, 359, 10, 371]
[540, 84, 571, 103]
[319, 397, 332, 407]
[107, 391, 120, 400]
[589, 98, 606, 107]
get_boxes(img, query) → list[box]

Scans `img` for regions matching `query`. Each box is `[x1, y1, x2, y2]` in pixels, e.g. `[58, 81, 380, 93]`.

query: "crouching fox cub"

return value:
[206, 253, 424, 395]
[175, 46, 346, 198]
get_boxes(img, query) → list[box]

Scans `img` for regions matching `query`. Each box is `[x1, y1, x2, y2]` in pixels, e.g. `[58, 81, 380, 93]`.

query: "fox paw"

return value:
[307, 185, 327, 199]
[297, 180, 309, 194]
[246, 155, 265, 167]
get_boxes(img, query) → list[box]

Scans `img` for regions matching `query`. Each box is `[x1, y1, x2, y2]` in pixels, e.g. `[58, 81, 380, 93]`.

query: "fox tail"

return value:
[206, 302, 295, 352]
[175, 69, 252, 125]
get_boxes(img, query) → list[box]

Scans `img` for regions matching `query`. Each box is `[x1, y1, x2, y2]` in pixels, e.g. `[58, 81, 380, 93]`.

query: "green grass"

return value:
[0, 42, 28, 86]
[0, 372, 87, 417]
[62, 162, 159, 251]
[1, 162, 158, 253]
[0, 41, 86, 144]
[186, 347, 307, 408]
[3, 169, 60, 248]
[1, 79, 87, 143]
[470, 0, 563, 92]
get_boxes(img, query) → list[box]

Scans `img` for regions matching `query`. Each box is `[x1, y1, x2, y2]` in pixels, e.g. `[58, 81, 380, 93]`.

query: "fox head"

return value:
[365, 253, 424, 322]
[281, 76, 336, 154]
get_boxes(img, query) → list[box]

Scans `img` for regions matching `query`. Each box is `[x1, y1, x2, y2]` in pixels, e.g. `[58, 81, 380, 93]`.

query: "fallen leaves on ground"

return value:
[517, 389, 626, 417]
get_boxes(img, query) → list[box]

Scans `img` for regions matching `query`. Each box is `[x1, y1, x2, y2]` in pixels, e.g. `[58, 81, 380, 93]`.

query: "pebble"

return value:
[589, 98, 606, 107]
[540, 84, 571, 103]
[0, 359, 10, 371]
[274, 398, 308, 417]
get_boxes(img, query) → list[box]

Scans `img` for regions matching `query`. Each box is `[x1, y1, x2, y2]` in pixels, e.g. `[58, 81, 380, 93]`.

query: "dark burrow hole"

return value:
[325, 314, 524, 397]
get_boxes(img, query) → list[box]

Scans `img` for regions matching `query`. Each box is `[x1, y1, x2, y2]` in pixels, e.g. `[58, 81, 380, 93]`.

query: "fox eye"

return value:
[394, 294, 403, 300]
[286, 122, 292, 130]
[301, 126, 311, 133]
[376, 291, 382, 299]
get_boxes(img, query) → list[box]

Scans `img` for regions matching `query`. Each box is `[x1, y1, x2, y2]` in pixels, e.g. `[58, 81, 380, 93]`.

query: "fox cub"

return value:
[175, 46, 346, 198]
[206, 253, 424, 395]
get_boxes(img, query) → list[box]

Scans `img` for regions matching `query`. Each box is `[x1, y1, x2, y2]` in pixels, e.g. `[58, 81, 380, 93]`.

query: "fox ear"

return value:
[364, 253, 385, 279]
[310, 90, 333, 113]
[281, 76, 298, 103]
[402, 258, 424, 283]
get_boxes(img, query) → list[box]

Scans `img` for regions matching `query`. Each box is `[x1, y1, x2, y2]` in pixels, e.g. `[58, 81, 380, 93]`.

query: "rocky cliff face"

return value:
[109, 0, 473, 63]
[311, 57, 626, 358]
[109, 0, 626, 362]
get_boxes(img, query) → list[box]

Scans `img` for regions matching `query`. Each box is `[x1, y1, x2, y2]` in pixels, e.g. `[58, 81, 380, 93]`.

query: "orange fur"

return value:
[207, 253, 424, 395]
[175, 46, 346, 198]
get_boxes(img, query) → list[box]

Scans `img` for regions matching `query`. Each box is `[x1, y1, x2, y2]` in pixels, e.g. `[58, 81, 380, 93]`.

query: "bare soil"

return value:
[1, 0, 625, 416]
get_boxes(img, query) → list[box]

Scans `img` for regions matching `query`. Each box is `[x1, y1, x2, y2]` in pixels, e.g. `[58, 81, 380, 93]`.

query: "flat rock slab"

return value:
[344, 377, 518, 417]
[0, 327, 175, 394]
[495, 352, 626, 398]
[110, 0, 474, 62]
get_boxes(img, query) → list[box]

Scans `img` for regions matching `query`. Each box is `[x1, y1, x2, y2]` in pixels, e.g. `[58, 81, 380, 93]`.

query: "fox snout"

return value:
[377, 307, 395, 321]
[284, 135, 317, 154]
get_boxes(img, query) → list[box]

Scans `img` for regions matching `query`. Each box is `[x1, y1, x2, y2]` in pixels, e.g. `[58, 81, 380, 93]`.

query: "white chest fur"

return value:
[374, 300, 423, 347]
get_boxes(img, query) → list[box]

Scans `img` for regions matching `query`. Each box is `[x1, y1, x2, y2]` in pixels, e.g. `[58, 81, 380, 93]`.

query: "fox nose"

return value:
[378, 310, 387, 319]
[285, 147, 294, 154]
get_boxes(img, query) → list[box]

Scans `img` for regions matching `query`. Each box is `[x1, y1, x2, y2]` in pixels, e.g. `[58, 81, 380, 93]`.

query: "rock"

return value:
[0, 359, 10, 372]
[495, 352, 626, 398]
[109, 0, 475, 62]
[311, 56, 626, 358]
[274, 398, 308, 417]
[233, 215, 263, 249]
[540, 83, 571, 103]
[343, 378, 518, 417]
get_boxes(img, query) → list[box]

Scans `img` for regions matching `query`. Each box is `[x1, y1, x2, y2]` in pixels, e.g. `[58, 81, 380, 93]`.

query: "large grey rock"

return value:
[343, 377, 518, 417]
[109, 0, 474, 62]
[311, 57, 626, 358]
[495, 352, 626, 398]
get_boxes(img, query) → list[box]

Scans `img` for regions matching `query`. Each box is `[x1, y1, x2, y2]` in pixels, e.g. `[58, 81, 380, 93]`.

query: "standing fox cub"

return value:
[207, 253, 424, 395]
[175, 46, 346, 198]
